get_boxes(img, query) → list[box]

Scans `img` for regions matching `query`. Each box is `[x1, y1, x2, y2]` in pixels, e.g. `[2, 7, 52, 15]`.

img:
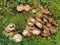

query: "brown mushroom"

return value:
[35, 12, 42, 19]
[35, 21, 42, 28]
[51, 20, 57, 26]
[38, 5, 49, 14]
[27, 18, 36, 23]
[46, 23, 52, 28]
[43, 26, 49, 30]
[25, 25, 35, 30]
[42, 15, 49, 19]
[41, 29, 51, 37]
[27, 22, 34, 26]
[48, 17, 54, 23]
[43, 18, 48, 23]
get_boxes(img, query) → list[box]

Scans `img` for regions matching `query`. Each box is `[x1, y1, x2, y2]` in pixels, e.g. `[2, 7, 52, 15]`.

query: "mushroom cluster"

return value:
[38, 5, 50, 14]
[22, 14, 57, 37]
[17, 4, 31, 12]
[2, 4, 57, 43]
[3, 23, 15, 37]
[3, 23, 22, 42]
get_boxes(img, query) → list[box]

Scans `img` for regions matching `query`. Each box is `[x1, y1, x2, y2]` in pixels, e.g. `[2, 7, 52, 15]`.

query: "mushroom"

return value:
[46, 23, 52, 28]
[48, 17, 54, 23]
[35, 17, 42, 23]
[49, 28, 56, 33]
[43, 9, 50, 14]
[43, 18, 48, 23]
[51, 20, 57, 26]
[5, 23, 15, 32]
[43, 26, 49, 30]
[25, 25, 35, 30]
[13, 34, 22, 42]
[27, 22, 34, 26]
[38, 5, 49, 14]
[35, 21, 42, 28]
[42, 15, 49, 19]
[16, 4, 24, 11]
[35, 12, 42, 19]
[41, 29, 51, 37]
[3, 31, 14, 37]
[24, 5, 31, 11]
[32, 9, 36, 13]
[27, 18, 36, 23]
[31, 28, 41, 36]
[22, 30, 31, 37]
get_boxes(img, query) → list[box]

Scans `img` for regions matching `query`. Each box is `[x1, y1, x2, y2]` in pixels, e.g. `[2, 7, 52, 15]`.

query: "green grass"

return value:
[0, 0, 60, 45]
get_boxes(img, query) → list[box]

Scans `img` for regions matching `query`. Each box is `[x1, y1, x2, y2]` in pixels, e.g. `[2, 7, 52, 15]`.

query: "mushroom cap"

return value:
[27, 22, 34, 26]
[31, 29, 41, 35]
[35, 12, 42, 18]
[5, 23, 15, 32]
[13, 34, 22, 42]
[41, 29, 51, 37]
[27, 18, 36, 23]
[32, 9, 36, 13]
[17, 4, 24, 11]
[38, 5, 49, 14]
[24, 5, 31, 11]
[25, 25, 35, 30]
[35, 21, 42, 28]
[3, 31, 14, 37]
[22, 30, 31, 36]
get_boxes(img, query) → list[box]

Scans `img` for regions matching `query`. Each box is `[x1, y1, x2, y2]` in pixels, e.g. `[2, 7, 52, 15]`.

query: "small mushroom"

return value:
[5, 23, 15, 32]
[52, 20, 57, 26]
[38, 5, 49, 14]
[22, 30, 31, 37]
[46, 23, 52, 28]
[16, 4, 24, 11]
[42, 15, 49, 19]
[25, 25, 35, 30]
[27, 22, 34, 26]
[35, 12, 42, 19]
[48, 18, 54, 23]
[31, 28, 41, 36]
[3, 31, 14, 37]
[43, 18, 48, 23]
[49, 28, 56, 33]
[43, 9, 50, 14]
[43, 26, 49, 30]
[27, 18, 36, 23]
[32, 9, 36, 13]
[35, 18, 42, 23]
[35, 21, 42, 28]
[41, 29, 51, 37]
[13, 34, 22, 42]
[24, 5, 31, 11]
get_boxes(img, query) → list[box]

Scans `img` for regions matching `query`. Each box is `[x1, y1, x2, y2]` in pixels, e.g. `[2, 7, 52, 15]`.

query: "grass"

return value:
[0, 0, 60, 45]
